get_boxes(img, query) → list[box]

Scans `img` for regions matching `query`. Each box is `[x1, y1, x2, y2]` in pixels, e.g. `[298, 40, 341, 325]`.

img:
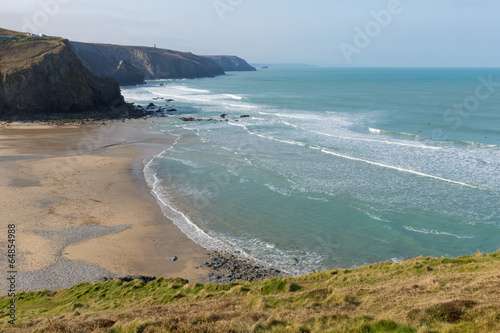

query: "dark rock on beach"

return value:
[117, 276, 157, 283]
[204, 250, 283, 284]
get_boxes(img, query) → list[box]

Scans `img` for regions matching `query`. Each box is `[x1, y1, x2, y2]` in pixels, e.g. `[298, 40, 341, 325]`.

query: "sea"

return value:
[121, 68, 500, 275]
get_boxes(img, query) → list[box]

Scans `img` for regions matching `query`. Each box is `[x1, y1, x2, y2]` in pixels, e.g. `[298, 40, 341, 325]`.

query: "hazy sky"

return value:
[2, 0, 500, 67]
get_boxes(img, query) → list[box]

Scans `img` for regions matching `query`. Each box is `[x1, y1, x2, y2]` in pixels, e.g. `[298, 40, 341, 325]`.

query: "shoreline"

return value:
[0, 119, 283, 293]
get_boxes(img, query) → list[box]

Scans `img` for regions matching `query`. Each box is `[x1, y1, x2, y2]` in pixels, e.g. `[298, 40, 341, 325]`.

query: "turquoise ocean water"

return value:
[122, 68, 500, 274]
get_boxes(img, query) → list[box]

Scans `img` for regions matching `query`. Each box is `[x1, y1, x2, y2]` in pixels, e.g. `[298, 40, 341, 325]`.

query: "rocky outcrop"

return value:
[203, 56, 256, 71]
[109, 60, 146, 86]
[0, 29, 138, 120]
[69, 42, 225, 81]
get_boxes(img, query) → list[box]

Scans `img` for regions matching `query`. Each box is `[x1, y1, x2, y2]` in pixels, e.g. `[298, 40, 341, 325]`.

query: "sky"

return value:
[1, 0, 500, 67]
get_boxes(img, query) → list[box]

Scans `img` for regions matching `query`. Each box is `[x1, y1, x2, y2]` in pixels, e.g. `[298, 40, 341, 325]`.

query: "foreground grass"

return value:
[1, 252, 499, 332]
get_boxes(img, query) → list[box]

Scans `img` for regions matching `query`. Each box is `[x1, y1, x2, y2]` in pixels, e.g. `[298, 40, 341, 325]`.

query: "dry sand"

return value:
[0, 120, 211, 293]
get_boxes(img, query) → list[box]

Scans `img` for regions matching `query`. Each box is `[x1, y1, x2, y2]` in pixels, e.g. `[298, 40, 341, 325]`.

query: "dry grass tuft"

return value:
[408, 299, 477, 323]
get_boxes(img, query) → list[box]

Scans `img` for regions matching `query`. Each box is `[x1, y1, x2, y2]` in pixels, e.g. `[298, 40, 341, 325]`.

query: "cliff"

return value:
[69, 42, 225, 81]
[109, 60, 146, 86]
[203, 55, 256, 71]
[0, 28, 137, 120]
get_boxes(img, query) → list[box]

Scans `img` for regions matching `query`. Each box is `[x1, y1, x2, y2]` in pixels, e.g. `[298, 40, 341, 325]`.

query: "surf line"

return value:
[320, 148, 480, 189]
[310, 130, 441, 150]
[227, 121, 479, 189]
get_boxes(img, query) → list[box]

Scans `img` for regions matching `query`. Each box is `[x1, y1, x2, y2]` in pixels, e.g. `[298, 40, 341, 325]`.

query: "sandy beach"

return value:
[0, 120, 213, 292]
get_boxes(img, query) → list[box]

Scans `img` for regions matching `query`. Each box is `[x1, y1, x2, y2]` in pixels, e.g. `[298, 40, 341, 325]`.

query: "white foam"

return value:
[226, 121, 249, 130]
[311, 130, 441, 150]
[264, 183, 293, 197]
[258, 111, 322, 120]
[161, 156, 200, 169]
[254, 133, 307, 147]
[225, 93, 243, 100]
[319, 148, 480, 189]
[366, 212, 390, 223]
[175, 86, 211, 93]
[391, 257, 405, 263]
[404, 226, 474, 239]
[229, 120, 307, 147]
[226, 103, 254, 109]
[281, 120, 299, 128]
[368, 127, 384, 134]
[304, 196, 329, 203]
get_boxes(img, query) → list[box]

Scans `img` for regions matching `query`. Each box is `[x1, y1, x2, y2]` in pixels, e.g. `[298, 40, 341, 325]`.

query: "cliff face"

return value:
[203, 56, 256, 71]
[109, 60, 146, 86]
[69, 42, 225, 81]
[0, 29, 136, 120]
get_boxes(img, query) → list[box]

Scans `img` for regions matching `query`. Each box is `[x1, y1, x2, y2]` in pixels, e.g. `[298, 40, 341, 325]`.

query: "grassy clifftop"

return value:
[0, 28, 64, 73]
[1, 252, 499, 332]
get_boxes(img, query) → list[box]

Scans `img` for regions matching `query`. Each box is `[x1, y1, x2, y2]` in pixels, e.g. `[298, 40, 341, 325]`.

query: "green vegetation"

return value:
[1, 252, 499, 332]
[0, 28, 61, 46]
